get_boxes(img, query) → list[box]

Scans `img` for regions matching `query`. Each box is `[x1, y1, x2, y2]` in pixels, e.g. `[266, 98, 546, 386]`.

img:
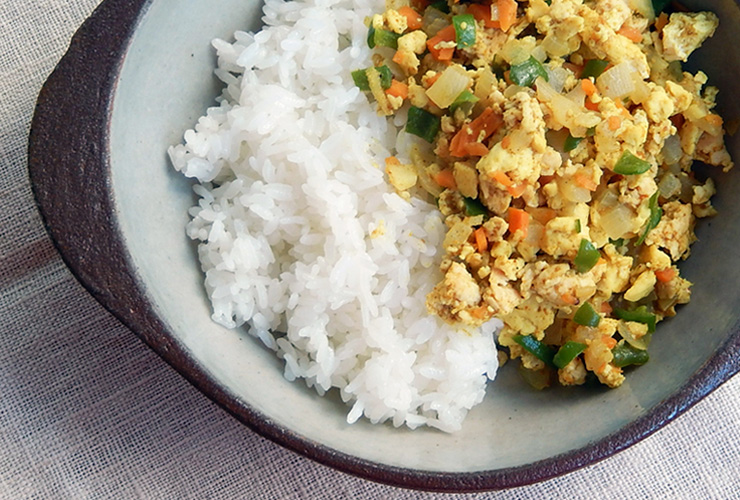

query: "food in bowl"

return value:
[356, 0, 733, 389]
[168, 0, 732, 430]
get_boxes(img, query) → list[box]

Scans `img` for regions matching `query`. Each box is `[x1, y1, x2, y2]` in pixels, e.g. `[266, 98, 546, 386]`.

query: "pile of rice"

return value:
[168, 0, 501, 432]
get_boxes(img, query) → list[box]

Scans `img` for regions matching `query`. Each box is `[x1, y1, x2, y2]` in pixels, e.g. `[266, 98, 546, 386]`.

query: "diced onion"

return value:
[426, 65, 472, 109]
[662, 134, 682, 166]
[617, 321, 651, 350]
[625, 0, 655, 20]
[596, 61, 636, 100]
[546, 66, 571, 93]
[599, 203, 634, 240]
[559, 176, 592, 203]
[422, 7, 450, 37]
[658, 172, 681, 199]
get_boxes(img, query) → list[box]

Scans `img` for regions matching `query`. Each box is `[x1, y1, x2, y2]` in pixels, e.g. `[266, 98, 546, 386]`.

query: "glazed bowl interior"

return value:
[108, 0, 740, 481]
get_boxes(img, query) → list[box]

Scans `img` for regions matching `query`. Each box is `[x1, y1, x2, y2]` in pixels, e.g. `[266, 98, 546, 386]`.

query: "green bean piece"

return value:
[510, 56, 549, 88]
[613, 306, 657, 333]
[613, 150, 651, 175]
[452, 14, 476, 48]
[513, 334, 556, 367]
[581, 59, 609, 79]
[406, 106, 441, 143]
[553, 341, 587, 369]
[612, 342, 650, 368]
[563, 133, 583, 152]
[463, 196, 487, 216]
[574, 239, 600, 273]
[573, 302, 601, 327]
[637, 191, 662, 245]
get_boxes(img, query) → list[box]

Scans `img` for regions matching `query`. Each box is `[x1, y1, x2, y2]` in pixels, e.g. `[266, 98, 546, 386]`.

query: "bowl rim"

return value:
[27, 0, 740, 492]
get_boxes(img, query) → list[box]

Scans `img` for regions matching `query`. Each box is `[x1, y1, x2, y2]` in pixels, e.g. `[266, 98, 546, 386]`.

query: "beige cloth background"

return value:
[1, 1, 739, 498]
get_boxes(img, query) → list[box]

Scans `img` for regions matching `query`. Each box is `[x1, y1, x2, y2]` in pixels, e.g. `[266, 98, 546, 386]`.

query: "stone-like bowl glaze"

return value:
[28, 0, 740, 491]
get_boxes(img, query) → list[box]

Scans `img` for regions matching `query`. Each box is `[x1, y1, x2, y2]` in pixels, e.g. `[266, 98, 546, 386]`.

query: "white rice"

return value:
[169, 0, 501, 432]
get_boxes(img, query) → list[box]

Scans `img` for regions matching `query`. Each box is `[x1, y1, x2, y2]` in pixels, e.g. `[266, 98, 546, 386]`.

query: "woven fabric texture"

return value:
[1, 1, 738, 498]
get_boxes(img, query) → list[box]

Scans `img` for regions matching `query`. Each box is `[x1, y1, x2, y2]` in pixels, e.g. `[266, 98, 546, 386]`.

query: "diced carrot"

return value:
[465, 142, 490, 156]
[503, 70, 513, 86]
[426, 25, 456, 61]
[501, 135, 511, 149]
[600, 301, 613, 314]
[655, 268, 676, 283]
[655, 12, 669, 32]
[614, 98, 631, 117]
[508, 207, 530, 236]
[398, 6, 423, 31]
[705, 114, 724, 128]
[601, 335, 618, 349]
[574, 172, 598, 191]
[507, 182, 526, 198]
[491, 170, 513, 187]
[618, 25, 643, 43]
[526, 206, 557, 225]
[425, 72, 442, 87]
[585, 98, 599, 111]
[470, 304, 490, 319]
[498, 0, 517, 32]
[468, 3, 500, 29]
[474, 227, 488, 253]
[581, 78, 597, 97]
[449, 108, 503, 157]
[434, 169, 458, 190]
[560, 292, 578, 306]
[386, 79, 409, 99]
[385, 156, 400, 166]
[608, 115, 622, 131]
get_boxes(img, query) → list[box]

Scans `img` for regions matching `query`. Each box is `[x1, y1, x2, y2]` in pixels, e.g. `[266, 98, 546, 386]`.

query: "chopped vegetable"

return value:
[636, 191, 662, 245]
[426, 24, 456, 61]
[508, 207, 530, 236]
[563, 133, 583, 152]
[386, 79, 409, 99]
[574, 239, 600, 273]
[449, 108, 502, 157]
[612, 342, 650, 367]
[510, 56, 549, 88]
[450, 89, 480, 112]
[474, 226, 488, 253]
[497, 0, 518, 32]
[434, 169, 457, 189]
[405, 106, 441, 142]
[352, 65, 392, 91]
[463, 196, 487, 216]
[613, 150, 651, 175]
[613, 306, 657, 333]
[368, 26, 401, 49]
[573, 302, 601, 327]
[426, 65, 472, 109]
[553, 341, 587, 369]
[513, 334, 555, 367]
[581, 59, 609, 79]
[429, 0, 450, 13]
[398, 6, 423, 31]
[654, 267, 676, 283]
[467, 3, 499, 29]
[452, 14, 476, 48]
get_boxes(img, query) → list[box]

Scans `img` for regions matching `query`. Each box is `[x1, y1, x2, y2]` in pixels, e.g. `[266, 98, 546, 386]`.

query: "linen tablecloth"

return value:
[1, 1, 739, 498]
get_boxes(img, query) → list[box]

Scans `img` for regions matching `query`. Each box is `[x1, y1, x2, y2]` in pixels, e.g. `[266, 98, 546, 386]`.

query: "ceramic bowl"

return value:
[28, 0, 740, 491]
